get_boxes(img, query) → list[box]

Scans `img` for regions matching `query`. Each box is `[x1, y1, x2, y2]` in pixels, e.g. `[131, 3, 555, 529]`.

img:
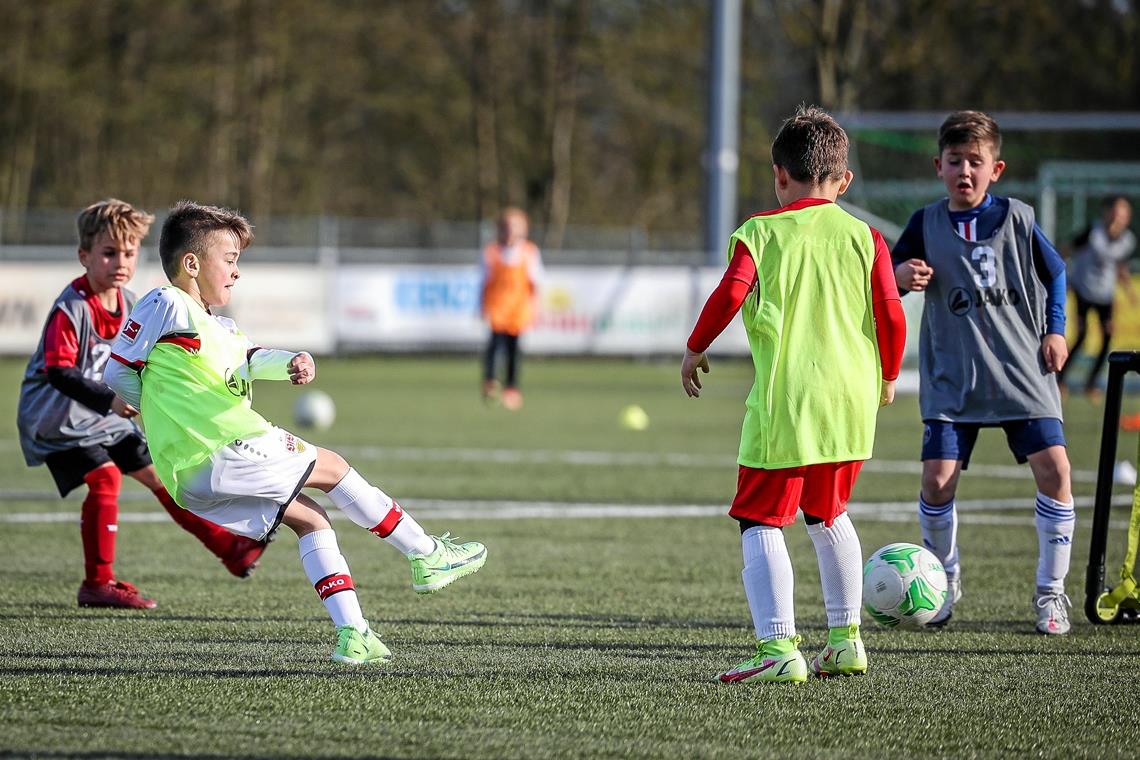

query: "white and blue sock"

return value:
[918, 494, 959, 578]
[806, 513, 862, 628]
[1034, 492, 1075, 595]
[741, 525, 796, 640]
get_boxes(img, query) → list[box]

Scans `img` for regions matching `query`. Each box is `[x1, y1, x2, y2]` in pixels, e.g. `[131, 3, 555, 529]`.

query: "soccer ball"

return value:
[862, 542, 948, 629]
[293, 390, 336, 431]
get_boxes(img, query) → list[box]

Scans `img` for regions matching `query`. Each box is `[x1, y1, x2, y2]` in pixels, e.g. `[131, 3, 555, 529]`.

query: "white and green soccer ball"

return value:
[862, 542, 948, 629]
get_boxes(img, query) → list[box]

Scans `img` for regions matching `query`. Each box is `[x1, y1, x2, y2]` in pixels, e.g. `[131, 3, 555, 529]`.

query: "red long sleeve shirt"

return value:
[687, 227, 906, 381]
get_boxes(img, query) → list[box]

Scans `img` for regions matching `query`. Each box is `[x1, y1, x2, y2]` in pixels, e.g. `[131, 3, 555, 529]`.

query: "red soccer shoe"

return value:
[222, 537, 268, 578]
[77, 580, 158, 609]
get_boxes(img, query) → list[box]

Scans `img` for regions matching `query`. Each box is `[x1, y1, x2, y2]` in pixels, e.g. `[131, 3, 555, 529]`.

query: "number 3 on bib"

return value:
[970, 246, 997, 288]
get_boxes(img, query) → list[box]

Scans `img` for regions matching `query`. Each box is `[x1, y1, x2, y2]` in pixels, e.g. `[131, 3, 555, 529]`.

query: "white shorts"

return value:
[179, 427, 318, 540]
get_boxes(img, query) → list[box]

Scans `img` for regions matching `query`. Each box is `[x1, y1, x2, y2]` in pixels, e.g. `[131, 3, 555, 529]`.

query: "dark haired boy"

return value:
[892, 110, 1074, 634]
[17, 199, 267, 609]
[105, 201, 487, 664]
[681, 106, 906, 683]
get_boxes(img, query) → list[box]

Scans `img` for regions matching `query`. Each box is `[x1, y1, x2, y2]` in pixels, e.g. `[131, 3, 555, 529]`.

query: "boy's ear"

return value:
[182, 252, 199, 277]
[991, 159, 1006, 181]
[773, 164, 790, 189]
[836, 169, 855, 196]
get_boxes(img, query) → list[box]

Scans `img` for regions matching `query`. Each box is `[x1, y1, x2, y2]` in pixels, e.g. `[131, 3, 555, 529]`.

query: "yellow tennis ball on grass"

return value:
[619, 404, 650, 431]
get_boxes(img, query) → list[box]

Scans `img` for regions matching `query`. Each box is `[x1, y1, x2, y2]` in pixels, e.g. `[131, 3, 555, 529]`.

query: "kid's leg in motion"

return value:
[803, 463, 867, 677]
[285, 496, 390, 665]
[482, 332, 503, 399]
[76, 464, 156, 609]
[1085, 303, 1114, 394]
[717, 468, 806, 685]
[129, 466, 266, 578]
[918, 423, 971, 625]
[501, 334, 523, 410]
[1028, 446, 1075, 635]
[309, 450, 487, 593]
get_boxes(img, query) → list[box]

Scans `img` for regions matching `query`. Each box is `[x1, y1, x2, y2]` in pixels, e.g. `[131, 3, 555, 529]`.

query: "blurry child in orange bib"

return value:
[480, 207, 543, 410]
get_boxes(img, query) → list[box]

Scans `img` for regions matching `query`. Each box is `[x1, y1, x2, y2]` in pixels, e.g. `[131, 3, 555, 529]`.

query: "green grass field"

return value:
[1, 355, 1138, 759]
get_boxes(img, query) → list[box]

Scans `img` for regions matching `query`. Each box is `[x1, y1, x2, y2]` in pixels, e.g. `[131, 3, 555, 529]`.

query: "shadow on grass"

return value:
[1, 752, 412, 760]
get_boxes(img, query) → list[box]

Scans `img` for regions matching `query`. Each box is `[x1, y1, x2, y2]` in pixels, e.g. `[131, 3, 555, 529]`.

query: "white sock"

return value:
[741, 525, 796, 640]
[918, 494, 959, 578]
[806, 513, 862, 628]
[1034, 492, 1075, 594]
[328, 468, 435, 556]
[298, 529, 367, 632]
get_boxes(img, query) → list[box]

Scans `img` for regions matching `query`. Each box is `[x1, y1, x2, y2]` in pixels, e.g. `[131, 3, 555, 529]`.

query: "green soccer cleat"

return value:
[716, 635, 808, 684]
[409, 533, 487, 594]
[810, 624, 868, 678]
[331, 624, 391, 665]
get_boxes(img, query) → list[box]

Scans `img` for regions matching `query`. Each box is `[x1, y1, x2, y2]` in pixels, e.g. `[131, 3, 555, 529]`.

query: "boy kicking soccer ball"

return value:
[105, 201, 487, 664]
[681, 106, 906, 683]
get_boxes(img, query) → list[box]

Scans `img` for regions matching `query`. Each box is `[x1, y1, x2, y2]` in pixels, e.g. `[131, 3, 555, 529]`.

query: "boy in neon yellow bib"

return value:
[682, 107, 906, 683]
[106, 201, 487, 665]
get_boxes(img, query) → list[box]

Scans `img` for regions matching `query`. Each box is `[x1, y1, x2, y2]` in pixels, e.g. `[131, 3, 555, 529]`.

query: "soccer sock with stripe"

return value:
[741, 525, 796, 641]
[298, 529, 367, 633]
[328, 468, 435, 556]
[806, 512, 862, 628]
[918, 494, 959, 578]
[1034, 492, 1075, 594]
[81, 465, 120, 584]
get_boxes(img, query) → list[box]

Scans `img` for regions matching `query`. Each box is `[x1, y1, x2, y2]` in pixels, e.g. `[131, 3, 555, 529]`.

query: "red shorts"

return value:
[729, 461, 864, 528]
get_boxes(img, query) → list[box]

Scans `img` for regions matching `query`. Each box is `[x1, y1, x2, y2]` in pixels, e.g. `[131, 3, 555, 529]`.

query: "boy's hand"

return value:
[1042, 334, 1069, 373]
[681, 349, 710, 397]
[111, 395, 139, 418]
[880, 379, 896, 407]
[289, 352, 316, 385]
[894, 259, 934, 292]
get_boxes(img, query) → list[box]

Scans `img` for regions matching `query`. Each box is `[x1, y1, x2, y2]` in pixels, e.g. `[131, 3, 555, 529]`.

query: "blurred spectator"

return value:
[480, 207, 543, 411]
[1060, 195, 1137, 400]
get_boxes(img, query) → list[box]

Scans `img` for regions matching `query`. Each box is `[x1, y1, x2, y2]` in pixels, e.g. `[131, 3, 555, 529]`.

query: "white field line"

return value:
[0, 495, 1132, 530]
[0, 439, 1104, 482]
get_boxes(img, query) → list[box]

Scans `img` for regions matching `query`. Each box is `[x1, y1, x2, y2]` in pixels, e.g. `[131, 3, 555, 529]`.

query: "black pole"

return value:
[1085, 351, 1139, 623]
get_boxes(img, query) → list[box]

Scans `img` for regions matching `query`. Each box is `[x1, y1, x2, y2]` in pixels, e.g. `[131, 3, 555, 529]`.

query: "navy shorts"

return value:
[921, 418, 1066, 469]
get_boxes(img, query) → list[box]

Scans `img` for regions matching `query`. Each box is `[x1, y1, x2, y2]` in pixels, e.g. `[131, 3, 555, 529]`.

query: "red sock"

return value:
[81, 465, 121, 584]
[153, 486, 238, 559]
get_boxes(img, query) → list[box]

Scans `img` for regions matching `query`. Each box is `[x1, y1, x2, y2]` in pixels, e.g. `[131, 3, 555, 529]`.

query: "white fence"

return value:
[0, 262, 924, 360]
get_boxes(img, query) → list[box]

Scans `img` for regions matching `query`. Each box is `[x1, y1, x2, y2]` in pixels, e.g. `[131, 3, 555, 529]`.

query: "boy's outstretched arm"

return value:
[681, 242, 756, 398]
[248, 348, 315, 385]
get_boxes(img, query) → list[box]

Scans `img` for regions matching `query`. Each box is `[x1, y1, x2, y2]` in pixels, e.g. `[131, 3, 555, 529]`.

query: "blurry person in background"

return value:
[479, 207, 544, 411]
[1060, 195, 1137, 401]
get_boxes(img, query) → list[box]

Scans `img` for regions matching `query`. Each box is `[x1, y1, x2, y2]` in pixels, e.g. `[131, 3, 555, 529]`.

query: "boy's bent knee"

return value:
[920, 465, 960, 505]
[306, 448, 351, 491]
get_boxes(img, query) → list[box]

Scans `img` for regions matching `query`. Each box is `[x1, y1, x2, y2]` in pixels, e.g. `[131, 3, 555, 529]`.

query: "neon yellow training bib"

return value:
[731, 202, 880, 468]
[141, 288, 272, 502]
